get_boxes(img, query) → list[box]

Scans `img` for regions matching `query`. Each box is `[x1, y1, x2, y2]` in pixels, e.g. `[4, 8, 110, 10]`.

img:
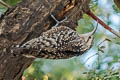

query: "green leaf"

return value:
[100, 46, 105, 49]
[105, 38, 112, 42]
[115, 42, 120, 45]
[98, 47, 104, 53]
[82, 72, 88, 74]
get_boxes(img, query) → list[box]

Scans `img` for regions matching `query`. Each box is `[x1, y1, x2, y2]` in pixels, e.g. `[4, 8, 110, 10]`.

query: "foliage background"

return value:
[0, 0, 120, 80]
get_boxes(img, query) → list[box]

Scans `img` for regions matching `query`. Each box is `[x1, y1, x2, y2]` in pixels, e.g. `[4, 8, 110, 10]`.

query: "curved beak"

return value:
[80, 21, 98, 36]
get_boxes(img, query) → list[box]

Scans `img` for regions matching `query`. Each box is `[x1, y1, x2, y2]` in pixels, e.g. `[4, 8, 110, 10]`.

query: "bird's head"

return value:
[80, 22, 98, 49]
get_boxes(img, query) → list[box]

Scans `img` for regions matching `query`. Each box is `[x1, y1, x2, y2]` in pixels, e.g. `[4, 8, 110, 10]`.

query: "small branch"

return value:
[0, 0, 11, 8]
[97, 39, 106, 46]
[84, 38, 112, 63]
[84, 52, 98, 63]
[114, 0, 120, 9]
[85, 10, 120, 38]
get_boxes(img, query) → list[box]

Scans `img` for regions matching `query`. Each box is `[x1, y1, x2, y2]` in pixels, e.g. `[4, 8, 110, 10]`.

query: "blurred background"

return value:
[0, 0, 120, 80]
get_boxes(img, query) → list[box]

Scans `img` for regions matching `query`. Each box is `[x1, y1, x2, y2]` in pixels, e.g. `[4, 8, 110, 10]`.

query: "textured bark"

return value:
[0, 0, 90, 80]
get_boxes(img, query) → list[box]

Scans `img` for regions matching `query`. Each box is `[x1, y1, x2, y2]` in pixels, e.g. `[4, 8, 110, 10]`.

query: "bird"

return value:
[14, 14, 98, 59]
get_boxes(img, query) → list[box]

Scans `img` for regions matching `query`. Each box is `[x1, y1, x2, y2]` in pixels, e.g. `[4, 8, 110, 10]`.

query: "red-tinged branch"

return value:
[85, 10, 120, 38]
[114, 0, 120, 9]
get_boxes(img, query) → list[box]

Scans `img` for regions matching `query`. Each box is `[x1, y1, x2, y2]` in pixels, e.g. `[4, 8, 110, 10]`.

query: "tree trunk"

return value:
[0, 0, 90, 80]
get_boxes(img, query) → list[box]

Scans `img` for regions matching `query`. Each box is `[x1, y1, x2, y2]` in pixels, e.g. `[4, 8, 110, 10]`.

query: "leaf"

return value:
[115, 42, 120, 45]
[98, 47, 104, 53]
[82, 72, 88, 74]
[100, 46, 105, 49]
[112, 72, 119, 75]
[105, 38, 112, 42]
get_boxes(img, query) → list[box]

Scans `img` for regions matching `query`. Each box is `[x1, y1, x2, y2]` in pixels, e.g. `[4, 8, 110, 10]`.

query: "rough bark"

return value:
[0, 0, 90, 80]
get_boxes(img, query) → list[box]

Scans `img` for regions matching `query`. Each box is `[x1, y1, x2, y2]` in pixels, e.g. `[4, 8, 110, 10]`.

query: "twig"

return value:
[97, 39, 106, 46]
[85, 10, 120, 38]
[114, 0, 120, 9]
[0, 0, 11, 8]
[84, 52, 98, 63]
[84, 38, 110, 63]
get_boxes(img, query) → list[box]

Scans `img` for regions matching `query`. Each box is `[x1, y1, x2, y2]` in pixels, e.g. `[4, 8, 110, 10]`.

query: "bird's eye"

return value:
[89, 36, 91, 39]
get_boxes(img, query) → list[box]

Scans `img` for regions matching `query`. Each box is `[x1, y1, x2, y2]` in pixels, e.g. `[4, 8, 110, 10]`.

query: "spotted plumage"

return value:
[18, 24, 97, 59]
[14, 14, 98, 59]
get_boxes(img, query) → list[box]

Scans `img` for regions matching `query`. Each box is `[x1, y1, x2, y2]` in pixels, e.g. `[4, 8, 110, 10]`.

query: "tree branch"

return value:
[85, 10, 120, 38]
[0, 0, 90, 79]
